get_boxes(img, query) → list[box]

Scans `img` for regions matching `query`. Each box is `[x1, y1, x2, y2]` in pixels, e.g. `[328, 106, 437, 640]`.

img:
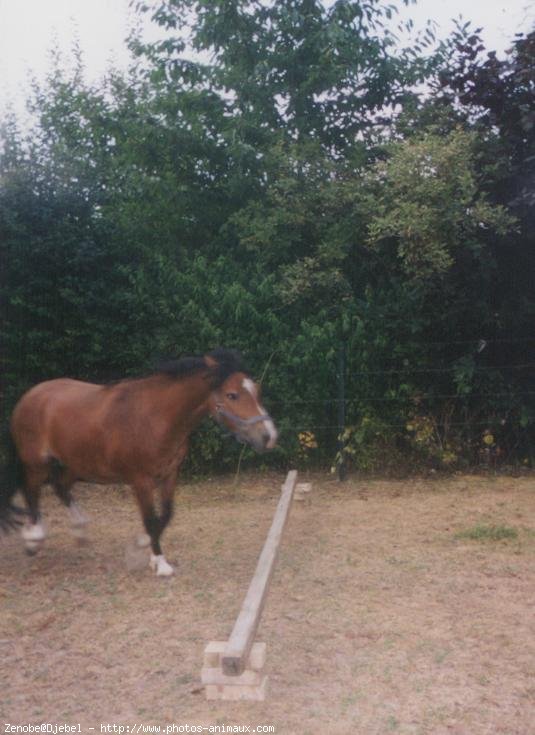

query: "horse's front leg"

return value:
[50, 462, 89, 543]
[20, 463, 48, 555]
[132, 478, 175, 577]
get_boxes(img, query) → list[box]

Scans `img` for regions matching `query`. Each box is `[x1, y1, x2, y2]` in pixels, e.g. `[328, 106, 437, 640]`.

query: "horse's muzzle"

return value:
[239, 420, 278, 453]
[261, 418, 278, 450]
[247, 422, 278, 453]
[216, 407, 278, 452]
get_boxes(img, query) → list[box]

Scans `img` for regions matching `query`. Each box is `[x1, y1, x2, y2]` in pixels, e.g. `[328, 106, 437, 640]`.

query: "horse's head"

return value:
[206, 350, 278, 453]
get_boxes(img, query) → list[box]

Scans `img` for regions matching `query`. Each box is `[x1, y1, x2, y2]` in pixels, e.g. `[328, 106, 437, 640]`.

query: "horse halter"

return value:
[214, 403, 270, 429]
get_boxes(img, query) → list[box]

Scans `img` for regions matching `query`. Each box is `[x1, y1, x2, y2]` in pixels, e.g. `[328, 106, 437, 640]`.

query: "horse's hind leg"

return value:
[50, 460, 89, 542]
[133, 479, 175, 577]
[20, 464, 48, 555]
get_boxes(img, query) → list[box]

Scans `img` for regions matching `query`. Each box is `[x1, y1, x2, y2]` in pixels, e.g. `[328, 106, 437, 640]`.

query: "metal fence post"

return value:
[337, 341, 347, 481]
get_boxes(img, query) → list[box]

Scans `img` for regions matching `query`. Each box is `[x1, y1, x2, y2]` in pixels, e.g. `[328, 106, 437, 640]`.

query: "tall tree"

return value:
[133, 0, 435, 155]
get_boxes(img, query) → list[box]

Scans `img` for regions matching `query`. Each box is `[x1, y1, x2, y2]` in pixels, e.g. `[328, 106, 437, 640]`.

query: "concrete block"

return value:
[201, 667, 263, 686]
[205, 675, 268, 701]
[248, 641, 266, 671]
[294, 482, 312, 503]
[203, 641, 226, 668]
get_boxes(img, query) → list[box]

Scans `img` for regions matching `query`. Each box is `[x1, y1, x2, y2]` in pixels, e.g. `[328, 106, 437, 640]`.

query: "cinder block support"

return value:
[294, 482, 312, 503]
[202, 641, 267, 701]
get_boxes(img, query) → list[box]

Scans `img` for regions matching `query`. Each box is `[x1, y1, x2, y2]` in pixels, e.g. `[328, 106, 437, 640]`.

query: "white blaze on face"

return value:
[242, 378, 278, 448]
[263, 418, 278, 449]
[242, 378, 258, 400]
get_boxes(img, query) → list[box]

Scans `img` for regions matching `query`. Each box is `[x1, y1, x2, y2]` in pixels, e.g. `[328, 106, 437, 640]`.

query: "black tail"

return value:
[0, 425, 26, 533]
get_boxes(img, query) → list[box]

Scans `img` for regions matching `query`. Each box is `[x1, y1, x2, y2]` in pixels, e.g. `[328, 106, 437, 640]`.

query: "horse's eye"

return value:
[226, 392, 239, 401]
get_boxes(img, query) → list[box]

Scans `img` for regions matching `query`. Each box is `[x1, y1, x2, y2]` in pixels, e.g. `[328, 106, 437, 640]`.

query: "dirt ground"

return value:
[1, 472, 534, 735]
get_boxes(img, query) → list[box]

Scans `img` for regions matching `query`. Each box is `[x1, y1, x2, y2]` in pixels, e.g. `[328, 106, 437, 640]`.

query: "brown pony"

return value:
[0, 349, 277, 575]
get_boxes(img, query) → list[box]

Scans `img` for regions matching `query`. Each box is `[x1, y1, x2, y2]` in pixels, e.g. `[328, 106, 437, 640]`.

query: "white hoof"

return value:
[137, 533, 151, 548]
[69, 503, 89, 527]
[150, 554, 174, 577]
[69, 505, 89, 543]
[22, 521, 46, 553]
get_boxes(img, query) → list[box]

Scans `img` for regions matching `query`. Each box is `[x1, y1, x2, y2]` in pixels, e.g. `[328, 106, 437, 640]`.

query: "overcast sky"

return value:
[0, 0, 534, 118]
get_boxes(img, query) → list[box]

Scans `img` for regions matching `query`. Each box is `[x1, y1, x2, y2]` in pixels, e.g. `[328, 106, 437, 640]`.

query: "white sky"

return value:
[0, 0, 534, 118]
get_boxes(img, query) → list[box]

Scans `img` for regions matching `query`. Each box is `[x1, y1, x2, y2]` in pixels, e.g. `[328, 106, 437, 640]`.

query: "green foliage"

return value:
[365, 129, 515, 281]
[455, 525, 519, 542]
[405, 410, 459, 467]
[1, 5, 534, 474]
[134, 0, 436, 154]
[332, 414, 399, 474]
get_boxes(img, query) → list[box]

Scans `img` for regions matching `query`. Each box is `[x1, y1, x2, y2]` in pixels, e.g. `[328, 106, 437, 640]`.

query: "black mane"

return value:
[156, 356, 207, 378]
[156, 348, 247, 387]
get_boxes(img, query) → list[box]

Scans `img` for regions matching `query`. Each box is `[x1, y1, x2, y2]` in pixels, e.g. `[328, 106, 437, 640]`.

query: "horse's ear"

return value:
[204, 349, 245, 386]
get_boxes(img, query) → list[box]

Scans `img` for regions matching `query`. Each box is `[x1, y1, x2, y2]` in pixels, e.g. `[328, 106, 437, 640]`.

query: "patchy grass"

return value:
[1, 473, 535, 734]
[455, 524, 519, 542]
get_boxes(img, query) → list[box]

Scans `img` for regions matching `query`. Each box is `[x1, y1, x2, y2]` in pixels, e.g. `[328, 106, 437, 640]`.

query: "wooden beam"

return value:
[222, 470, 298, 676]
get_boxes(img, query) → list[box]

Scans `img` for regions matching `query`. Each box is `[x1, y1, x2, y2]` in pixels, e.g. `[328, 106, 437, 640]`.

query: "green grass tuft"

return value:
[455, 524, 518, 542]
